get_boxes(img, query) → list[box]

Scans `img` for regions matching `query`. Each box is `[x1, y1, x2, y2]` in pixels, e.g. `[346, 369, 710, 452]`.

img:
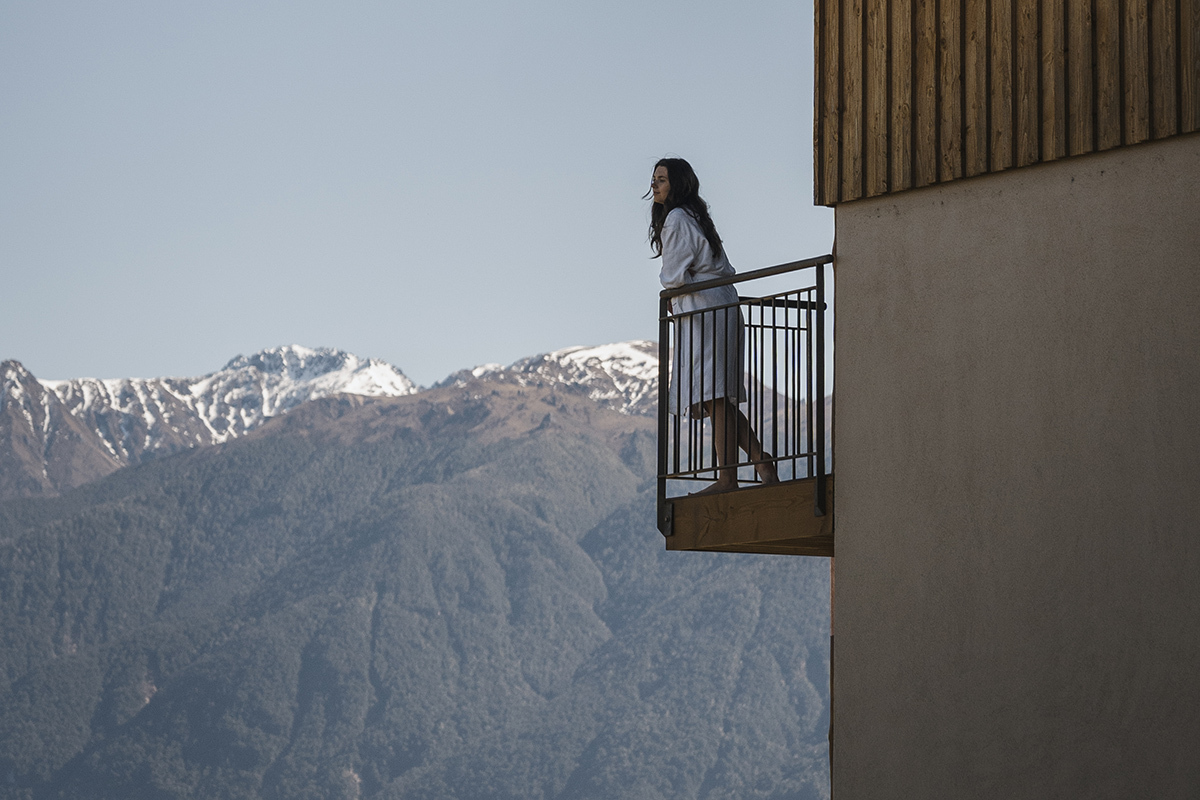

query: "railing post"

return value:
[814, 263, 827, 517]
[657, 295, 673, 537]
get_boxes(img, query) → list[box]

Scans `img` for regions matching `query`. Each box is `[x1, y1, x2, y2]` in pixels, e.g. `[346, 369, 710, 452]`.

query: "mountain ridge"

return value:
[435, 341, 659, 417]
[0, 342, 662, 501]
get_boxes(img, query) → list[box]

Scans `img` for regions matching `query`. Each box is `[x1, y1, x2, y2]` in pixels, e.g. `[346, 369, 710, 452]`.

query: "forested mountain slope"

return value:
[0, 383, 830, 800]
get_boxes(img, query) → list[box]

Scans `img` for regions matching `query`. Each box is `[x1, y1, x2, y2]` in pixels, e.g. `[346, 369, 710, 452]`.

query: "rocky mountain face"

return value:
[0, 361, 121, 500]
[42, 345, 419, 464]
[0, 347, 421, 501]
[0, 344, 661, 502]
[436, 341, 660, 417]
[0, 378, 831, 800]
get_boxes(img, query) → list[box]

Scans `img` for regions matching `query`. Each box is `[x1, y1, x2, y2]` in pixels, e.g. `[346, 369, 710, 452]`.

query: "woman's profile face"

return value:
[650, 166, 670, 204]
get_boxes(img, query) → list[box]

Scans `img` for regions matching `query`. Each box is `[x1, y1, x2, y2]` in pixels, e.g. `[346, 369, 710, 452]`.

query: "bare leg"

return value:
[720, 401, 780, 485]
[692, 399, 779, 495]
[703, 398, 741, 492]
[734, 406, 779, 485]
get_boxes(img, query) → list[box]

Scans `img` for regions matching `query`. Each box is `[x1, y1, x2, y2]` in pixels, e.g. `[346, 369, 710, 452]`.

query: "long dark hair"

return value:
[646, 157, 723, 258]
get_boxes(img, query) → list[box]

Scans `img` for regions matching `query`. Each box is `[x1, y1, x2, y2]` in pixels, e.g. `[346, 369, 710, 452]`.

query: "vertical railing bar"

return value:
[807, 286, 814, 475]
[749, 300, 758, 477]
[657, 296, 672, 535]
[687, 309, 695, 478]
[673, 307, 682, 477]
[788, 295, 795, 476]
[814, 264, 827, 516]
[761, 297, 768, 480]
[771, 294, 780, 475]
[690, 310, 699, 477]
[757, 299, 764, 477]
[729, 304, 739, 476]
[788, 292, 796, 476]
[810, 285, 817, 479]
[781, 296, 788, 477]
[763, 296, 770, 479]
[771, 297, 776, 470]
[794, 292, 801, 472]
[699, 308, 709, 479]
[799, 290, 805, 475]
[760, 300, 767, 475]
[757, 299, 765, 475]
[672, 309, 681, 479]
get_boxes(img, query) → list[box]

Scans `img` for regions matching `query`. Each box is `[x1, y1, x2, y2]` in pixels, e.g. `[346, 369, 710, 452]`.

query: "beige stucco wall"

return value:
[832, 133, 1200, 798]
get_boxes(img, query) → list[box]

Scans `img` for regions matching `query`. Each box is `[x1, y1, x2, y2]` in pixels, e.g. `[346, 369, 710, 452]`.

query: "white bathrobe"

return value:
[658, 207, 746, 415]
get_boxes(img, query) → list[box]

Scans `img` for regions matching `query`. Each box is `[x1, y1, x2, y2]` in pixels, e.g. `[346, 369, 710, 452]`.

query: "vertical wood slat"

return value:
[891, 0, 916, 190]
[819, 0, 842, 205]
[991, 0, 1016, 169]
[1066, 0, 1095, 154]
[866, 0, 891, 195]
[1042, 0, 1068, 160]
[915, 0, 939, 184]
[940, 0, 965, 178]
[1150, 0, 1179, 137]
[1016, 0, 1041, 165]
[964, 0, 989, 174]
[842, 0, 866, 200]
[1094, 0, 1122, 149]
[1125, 0, 1152, 142]
[815, 0, 825, 204]
[1181, 0, 1200, 131]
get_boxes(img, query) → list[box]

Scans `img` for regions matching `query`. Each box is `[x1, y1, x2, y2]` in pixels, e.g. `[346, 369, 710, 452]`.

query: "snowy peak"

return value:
[438, 341, 659, 416]
[205, 345, 419, 418]
[2, 359, 36, 406]
[0, 360, 122, 500]
[1, 359, 52, 437]
[219, 345, 418, 400]
[40, 346, 420, 467]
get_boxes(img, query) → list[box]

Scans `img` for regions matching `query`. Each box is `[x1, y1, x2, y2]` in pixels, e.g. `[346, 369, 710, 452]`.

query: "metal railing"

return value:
[657, 254, 833, 537]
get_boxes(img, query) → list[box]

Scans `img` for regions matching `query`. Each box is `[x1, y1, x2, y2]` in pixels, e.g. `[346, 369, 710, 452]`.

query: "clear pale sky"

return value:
[1, 0, 833, 388]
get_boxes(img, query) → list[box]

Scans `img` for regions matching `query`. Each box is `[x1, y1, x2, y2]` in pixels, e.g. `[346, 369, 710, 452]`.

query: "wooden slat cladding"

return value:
[843, 0, 866, 200]
[892, 0, 915, 190]
[940, 0, 966, 180]
[1186, 0, 1200, 130]
[1094, 0, 1122, 149]
[964, 0, 989, 174]
[1042, 0, 1067, 161]
[867, 0, 890, 195]
[815, 0, 1200, 205]
[915, 0, 939, 185]
[1066, 0, 1095, 154]
[1151, 0, 1178, 138]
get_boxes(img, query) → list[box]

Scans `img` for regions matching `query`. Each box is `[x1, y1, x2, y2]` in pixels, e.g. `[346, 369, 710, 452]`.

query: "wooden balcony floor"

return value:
[664, 475, 833, 556]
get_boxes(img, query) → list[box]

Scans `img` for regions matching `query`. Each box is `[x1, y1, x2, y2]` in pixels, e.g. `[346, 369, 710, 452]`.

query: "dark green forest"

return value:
[0, 388, 830, 799]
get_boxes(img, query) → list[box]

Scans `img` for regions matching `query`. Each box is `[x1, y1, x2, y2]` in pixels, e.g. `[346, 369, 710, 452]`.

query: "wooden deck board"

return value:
[664, 475, 834, 557]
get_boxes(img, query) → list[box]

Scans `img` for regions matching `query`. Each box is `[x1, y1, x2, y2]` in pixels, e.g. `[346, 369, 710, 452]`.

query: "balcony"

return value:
[657, 255, 833, 556]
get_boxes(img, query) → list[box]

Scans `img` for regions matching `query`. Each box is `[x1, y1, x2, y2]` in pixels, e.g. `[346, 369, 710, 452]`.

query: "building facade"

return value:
[822, 0, 1200, 795]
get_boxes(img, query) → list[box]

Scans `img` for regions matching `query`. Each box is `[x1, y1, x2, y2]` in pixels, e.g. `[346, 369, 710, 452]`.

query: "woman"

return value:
[648, 157, 778, 493]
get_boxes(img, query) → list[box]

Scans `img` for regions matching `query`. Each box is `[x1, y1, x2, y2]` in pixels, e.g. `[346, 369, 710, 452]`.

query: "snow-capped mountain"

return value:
[437, 341, 659, 416]
[0, 342, 660, 501]
[39, 346, 419, 468]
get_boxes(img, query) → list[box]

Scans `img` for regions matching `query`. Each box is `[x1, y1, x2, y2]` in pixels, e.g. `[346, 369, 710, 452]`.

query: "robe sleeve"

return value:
[658, 210, 701, 289]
